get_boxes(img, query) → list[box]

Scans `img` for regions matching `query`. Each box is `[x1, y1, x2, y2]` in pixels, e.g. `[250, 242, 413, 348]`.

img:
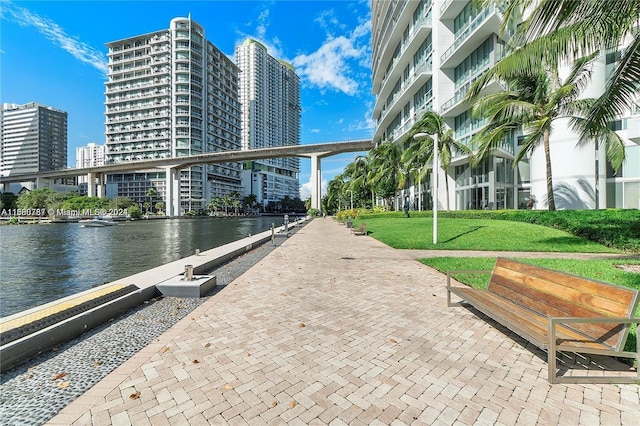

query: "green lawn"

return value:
[420, 257, 640, 292]
[356, 216, 620, 253]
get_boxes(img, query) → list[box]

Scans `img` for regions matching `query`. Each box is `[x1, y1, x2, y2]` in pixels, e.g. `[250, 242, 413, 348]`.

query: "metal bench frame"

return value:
[446, 260, 639, 384]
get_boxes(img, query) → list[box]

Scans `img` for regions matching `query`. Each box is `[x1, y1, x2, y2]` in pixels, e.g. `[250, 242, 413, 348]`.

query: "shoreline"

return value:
[0, 223, 301, 425]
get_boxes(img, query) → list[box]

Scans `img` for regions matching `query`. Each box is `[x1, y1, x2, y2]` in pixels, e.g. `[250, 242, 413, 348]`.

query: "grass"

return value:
[420, 257, 640, 292]
[437, 209, 640, 252]
[356, 209, 640, 252]
[420, 256, 640, 354]
[354, 216, 620, 252]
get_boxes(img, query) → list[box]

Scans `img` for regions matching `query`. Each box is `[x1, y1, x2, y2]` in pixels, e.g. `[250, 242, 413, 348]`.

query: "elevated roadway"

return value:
[0, 139, 374, 214]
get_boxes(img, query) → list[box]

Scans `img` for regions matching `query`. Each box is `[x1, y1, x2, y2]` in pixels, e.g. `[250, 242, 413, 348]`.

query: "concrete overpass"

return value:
[0, 139, 374, 215]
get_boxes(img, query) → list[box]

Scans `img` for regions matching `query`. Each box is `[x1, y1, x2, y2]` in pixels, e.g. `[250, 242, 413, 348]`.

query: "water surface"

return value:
[0, 217, 281, 317]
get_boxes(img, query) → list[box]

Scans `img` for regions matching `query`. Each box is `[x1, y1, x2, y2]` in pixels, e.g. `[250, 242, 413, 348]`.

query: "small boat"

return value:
[79, 216, 118, 227]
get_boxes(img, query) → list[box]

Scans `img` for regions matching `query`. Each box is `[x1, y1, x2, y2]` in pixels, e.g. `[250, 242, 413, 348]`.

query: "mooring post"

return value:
[185, 265, 194, 281]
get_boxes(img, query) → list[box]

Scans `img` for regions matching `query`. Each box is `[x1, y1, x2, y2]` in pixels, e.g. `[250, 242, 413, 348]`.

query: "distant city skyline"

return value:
[0, 0, 374, 199]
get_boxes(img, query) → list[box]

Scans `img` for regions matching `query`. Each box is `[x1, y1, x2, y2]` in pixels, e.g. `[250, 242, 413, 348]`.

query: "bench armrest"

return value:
[548, 316, 639, 384]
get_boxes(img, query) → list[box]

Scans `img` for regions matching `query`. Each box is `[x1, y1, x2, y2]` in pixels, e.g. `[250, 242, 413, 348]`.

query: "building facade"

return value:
[371, 0, 639, 210]
[104, 16, 243, 213]
[76, 142, 106, 169]
[1, 102, 67, 177]
[235, 39, 301, 208]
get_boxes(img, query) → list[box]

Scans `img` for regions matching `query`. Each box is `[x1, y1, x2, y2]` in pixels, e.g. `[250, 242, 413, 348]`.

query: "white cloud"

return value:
[235, 5, 371, 97]
[293, 35, 362, 95]
[236, 5, 285, 60]
[256, 8, 270, 39]
[299, 177, 328, 200]
[292, 12, 371, 96]
[3, 2, 107, 74]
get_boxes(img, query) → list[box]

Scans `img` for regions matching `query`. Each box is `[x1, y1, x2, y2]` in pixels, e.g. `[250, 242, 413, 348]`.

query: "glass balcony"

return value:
[440, 5, 496, 65]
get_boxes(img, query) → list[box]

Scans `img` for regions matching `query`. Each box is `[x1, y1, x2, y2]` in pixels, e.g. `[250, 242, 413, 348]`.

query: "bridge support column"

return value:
[310, 154, 322, 211]
[165, 167, 180, 217]
[87, 173, 96, 197]
[96, 174, 105, 198]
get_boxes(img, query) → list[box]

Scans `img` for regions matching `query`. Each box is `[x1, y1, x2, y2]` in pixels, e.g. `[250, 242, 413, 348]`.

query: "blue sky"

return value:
[0, 0, 374, 199]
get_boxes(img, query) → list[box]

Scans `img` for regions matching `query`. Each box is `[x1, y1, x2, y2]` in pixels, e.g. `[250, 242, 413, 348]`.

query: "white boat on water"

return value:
[79, 216, 118, 227]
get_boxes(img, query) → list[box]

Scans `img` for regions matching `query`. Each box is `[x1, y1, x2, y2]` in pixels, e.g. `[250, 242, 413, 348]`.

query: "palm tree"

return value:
[403, 112, 474, 211]
[207, 197, 221, 216]
[466, 54, 622, 211]
[222, 195, 231, 216]
[326, 174, 345, 213]
[343, 155, 373, 209]
[145, 187, 158, 213]
[243, 194, 258, 214]
[368, 141, 404, 210]
[499, 0, 639, 147]
[230, 191, 241, 216]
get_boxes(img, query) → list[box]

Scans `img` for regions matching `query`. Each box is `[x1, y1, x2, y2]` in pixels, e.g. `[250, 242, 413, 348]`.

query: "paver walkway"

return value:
[48, 219, 639, 425]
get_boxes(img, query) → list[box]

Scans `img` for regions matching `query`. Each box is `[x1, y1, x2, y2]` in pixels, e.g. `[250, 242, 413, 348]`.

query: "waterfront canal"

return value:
[0, 217, 282, 317]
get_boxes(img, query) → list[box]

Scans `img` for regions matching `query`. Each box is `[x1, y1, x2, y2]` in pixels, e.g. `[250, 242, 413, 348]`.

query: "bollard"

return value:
[271, 223, 275, 245]
[195, 249, 200, 256]
[185, 264, 194, 281]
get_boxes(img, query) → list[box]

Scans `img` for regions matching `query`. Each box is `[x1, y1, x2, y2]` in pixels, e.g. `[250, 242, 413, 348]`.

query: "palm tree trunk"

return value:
[444, 167, 450, 211]
[544, 130, 556, 211]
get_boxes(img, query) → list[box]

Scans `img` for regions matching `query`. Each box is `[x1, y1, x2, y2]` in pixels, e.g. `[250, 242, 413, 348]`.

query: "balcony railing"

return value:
[441, 63, 491, 112]
[379, 7, 432, 89]
[440, 5, 496, 64]
[440, 0, 454, 15]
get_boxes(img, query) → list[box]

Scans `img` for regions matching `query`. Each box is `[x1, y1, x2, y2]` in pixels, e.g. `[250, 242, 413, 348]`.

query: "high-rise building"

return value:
[235, 39, 301, 207]
[76, 142, 106, 169]
[1, 102, 67, 177]
[76, 142, 106, 194]
[371, 0, 639, 210]
[104, 16, 243, 213]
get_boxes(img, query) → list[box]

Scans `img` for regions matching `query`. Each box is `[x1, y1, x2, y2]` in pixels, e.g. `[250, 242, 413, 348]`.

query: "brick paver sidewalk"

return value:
[48, 218, 639, 425]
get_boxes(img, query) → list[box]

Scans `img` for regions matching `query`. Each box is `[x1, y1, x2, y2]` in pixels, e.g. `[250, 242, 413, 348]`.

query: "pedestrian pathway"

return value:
[48, 219, 639, 425]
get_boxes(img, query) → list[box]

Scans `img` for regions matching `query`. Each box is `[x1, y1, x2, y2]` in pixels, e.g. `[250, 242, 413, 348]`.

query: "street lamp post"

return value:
[418, 169, 422, 212]
[413, 132, 438, 244]
[409, 167, 422, 211]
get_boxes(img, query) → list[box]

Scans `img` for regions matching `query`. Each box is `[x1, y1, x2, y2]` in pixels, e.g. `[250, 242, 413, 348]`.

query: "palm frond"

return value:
[583, 34, 640, 136]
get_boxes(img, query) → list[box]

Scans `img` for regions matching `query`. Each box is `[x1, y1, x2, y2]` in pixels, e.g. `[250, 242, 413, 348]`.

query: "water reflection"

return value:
[0, 217, 278, 317]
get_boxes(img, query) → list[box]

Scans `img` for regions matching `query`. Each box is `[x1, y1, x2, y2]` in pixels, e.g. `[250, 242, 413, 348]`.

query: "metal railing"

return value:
[440, 5, 496, 64]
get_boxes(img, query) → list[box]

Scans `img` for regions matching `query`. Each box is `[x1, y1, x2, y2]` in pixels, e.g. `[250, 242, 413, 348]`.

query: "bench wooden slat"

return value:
[449, 287, 611, 351]
[490, 275, 624, 348]
[488, 259, 637, 350]
[493, 259, 636, 317]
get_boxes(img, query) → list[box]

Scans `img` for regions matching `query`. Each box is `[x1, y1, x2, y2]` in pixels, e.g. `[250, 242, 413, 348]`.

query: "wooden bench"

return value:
[351, 223, 367, 236]
[446, 257, 639, 383]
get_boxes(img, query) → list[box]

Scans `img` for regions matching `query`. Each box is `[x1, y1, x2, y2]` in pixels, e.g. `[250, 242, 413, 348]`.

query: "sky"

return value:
[0, 0, 375, 199]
